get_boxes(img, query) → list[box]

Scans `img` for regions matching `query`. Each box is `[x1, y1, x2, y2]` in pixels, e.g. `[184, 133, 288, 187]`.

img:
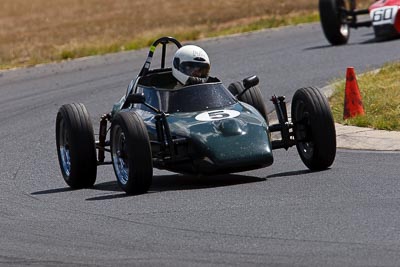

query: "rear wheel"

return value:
[291, 87, 336, 170]
[56, 103, 97, 188]
[319, 0, 350, 45]
[228, 81, 269, 124]
[110, 111, 153, 194]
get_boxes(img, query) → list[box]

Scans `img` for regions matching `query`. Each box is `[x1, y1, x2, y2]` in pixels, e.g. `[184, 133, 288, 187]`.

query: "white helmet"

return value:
[172, 45, 210, 85]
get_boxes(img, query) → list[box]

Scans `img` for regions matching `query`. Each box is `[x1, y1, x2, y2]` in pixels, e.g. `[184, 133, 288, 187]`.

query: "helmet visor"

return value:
[179, 61, 210, 78]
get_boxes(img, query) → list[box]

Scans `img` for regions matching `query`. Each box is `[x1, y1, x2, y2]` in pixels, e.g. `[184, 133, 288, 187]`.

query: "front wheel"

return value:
[55, 103, 97, 188]
[319, 0, 350, 45]
[291, 87, 336, 170]
[110, 111, 153, 194]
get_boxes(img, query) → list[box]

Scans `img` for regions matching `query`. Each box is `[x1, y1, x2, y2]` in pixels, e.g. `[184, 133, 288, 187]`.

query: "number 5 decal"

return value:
[195, 110, 240, 121]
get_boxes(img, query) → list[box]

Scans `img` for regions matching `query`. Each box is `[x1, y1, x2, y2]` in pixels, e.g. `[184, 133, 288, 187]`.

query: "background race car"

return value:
[319, 0, 400, 45]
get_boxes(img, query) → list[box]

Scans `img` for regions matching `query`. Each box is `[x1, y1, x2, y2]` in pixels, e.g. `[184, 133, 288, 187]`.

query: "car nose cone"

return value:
[214, 118, 247, 136]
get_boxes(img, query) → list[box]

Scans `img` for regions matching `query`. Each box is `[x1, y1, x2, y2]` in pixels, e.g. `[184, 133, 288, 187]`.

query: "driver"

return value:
[172, 45, 213, 86]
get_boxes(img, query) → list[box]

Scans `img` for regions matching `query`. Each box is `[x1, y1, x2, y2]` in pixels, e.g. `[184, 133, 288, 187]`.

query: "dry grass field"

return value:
[0, 0, 370, 69]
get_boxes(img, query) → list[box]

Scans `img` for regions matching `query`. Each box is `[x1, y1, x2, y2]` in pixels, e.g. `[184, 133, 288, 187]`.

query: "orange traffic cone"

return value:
[343, 67, 365, 120]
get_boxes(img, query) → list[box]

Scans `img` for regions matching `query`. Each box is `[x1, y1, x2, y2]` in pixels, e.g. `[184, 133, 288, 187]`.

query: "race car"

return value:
[319, 0, 400, 45]
[55, 36, 336, 194]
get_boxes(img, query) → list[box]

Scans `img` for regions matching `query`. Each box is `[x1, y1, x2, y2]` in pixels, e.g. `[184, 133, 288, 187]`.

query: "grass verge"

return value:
[1, 0, 322, 70]
[1, 0, 372, 70]
[329, 62, 400, 131]
[1, 13, 319, 70]
[57, 13, 320, 61]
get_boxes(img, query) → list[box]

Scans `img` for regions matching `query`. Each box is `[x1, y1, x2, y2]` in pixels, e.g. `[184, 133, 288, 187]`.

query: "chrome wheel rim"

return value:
[338, 0, 349, 37]
[112, 125, 129, 185]
[340, 24, 349, 37]
[295, 106, 315, 160]
[59, 118, 71, 176]
[298, 139, 314, 160]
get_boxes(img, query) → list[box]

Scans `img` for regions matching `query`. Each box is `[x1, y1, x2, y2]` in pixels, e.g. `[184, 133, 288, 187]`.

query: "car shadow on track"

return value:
[304, 35, 399, 51]
[31, 174, 266, 201]
[85, 174, 266, 201]
[31, 187, 74, 195]
[151, 174, 265, 191]
[303, 41, 374, 50]
[266, 169, 311, 179]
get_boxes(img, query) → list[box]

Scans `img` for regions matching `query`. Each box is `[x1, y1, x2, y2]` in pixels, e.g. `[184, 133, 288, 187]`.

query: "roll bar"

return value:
[138, 37, 183, 77]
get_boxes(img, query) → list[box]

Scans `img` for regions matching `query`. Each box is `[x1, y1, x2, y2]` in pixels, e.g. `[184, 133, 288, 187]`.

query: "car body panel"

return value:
[369, 0, 400, 37]
[114, 77, 274, 175]
[146, 103, 272, 171]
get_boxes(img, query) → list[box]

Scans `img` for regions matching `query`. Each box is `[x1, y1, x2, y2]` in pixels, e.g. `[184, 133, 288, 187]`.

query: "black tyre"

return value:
[228, 81, 269, 124]
[291, 87, 336, 170]
[110, 111, 153, 194]
[56, 103, 97, 188]
[319, 0, 350, 45]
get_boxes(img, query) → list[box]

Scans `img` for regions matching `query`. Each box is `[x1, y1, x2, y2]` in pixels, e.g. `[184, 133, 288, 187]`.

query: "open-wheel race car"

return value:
[319, 0, 400, 45]
[55, 37, 336, 194]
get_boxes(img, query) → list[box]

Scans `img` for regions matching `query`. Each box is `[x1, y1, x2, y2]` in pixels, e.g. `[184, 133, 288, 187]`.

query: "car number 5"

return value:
[195, 110, 240, 121]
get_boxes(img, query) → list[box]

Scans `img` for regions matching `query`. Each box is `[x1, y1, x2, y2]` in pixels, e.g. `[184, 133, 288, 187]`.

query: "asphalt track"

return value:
[1, 23, 400, 266]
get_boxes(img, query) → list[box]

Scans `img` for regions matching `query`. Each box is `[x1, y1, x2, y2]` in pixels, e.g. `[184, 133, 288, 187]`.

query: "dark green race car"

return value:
[56, 37, 336, 195]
